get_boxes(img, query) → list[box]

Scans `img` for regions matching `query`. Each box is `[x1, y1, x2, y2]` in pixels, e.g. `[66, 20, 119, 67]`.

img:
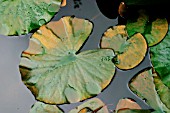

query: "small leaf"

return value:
[115, 98, 141, 112]
[101, 25, 147, 70]
[129, 69, 170, 112]
[29, 102, 63, 113]
[0, 0, 62, 35]
[20, 16, 116, 104]
[69, 98, 109, 113]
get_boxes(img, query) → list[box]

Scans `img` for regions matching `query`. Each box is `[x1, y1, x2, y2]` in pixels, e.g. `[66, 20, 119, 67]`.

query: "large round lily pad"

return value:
[129, 69, 170, 112]
[150, 25, 170, 88]
[0, 0, 62, 36]
[126, 10, 168, 46]
[20, 16, 116, 104]
[29, 102, 63, 113]
[101, 25, 147, 70]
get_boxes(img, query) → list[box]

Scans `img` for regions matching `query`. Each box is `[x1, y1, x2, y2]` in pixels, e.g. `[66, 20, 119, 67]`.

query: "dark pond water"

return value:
[0, 0, 153, 113]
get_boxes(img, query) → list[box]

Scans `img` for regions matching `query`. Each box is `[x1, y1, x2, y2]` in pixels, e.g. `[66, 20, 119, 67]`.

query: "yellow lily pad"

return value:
[101, 25, 147, 70]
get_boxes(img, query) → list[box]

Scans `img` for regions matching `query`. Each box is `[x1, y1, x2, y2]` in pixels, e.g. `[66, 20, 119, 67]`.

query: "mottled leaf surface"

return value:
[20, 16, 115, 104]
[29, 102, 63, 113]
[129, 69, 170, 112]
[0, 0, 61, 35]
[69, 98, 109, 113]
[150, 26, 170, 89]
[126, 10, 168, 46]
[101, 25, 147, 70]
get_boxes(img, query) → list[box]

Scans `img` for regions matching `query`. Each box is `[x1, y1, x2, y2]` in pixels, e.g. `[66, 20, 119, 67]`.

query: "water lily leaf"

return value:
[144, 18, 168, 46]
[69, 98, 109, 113]
[154, 75, 170, 110]
[126, 10, 168, 46]
[117, 109, 151, 113]
[126, 10, 149, 37]
[101, 25, 147, 70]
[0, 0, 62, 36]
[29, 102, 63, 113]
[20, 16, 116, 104]
[129, 69, 170, 112]
[115, 98, 141, 112]
[150, 26, 170, 88]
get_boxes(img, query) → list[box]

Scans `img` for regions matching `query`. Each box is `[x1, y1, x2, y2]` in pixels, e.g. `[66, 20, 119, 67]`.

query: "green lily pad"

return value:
[126, 10, 168, 46]
[154, 75, 170, 110]
[20, 16, 116, 104]
[150, 25, 170, 89]
[29, 102, 63, 113]
[144, 18, 168, 46]
[126, 10, 149, 37]
[69, 98, 109, 113]
[0, 0, 62, 36]
[129, 69, 170, 113]
[101, 25, 147, 70]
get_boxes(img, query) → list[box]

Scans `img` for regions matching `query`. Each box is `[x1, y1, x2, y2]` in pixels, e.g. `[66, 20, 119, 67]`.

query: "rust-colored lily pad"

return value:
[29, 102, 63, 113]
[69, 98, 109, 113]
[115, 98, 141, 112]
[101, 25, 147, 70]
[20, 16, 116, 105]
[61, 0, 67, 7]
[129, 69, 170, 112]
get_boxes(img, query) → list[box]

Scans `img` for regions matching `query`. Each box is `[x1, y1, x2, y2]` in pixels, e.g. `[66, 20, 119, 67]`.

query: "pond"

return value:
[0, 0, 169, 113]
